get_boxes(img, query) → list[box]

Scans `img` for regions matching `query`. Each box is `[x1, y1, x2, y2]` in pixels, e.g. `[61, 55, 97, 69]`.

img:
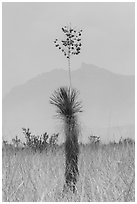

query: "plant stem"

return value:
[68, 24, 72, 90]
[68, 57, 72, 90]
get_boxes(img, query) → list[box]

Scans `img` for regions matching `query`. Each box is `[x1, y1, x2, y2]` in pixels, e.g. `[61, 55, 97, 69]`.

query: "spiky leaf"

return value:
[50, 87, 82, 119]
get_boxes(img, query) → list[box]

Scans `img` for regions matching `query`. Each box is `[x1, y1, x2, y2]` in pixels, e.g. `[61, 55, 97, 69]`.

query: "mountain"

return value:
[2, 63, 135, 143]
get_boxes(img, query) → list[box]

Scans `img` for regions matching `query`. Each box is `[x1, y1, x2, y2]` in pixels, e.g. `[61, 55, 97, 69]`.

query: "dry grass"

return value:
[2, 143, 135, 202]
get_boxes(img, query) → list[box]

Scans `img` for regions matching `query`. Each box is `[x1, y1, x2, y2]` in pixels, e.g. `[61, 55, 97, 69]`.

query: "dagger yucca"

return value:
[52, 24, 83, 193]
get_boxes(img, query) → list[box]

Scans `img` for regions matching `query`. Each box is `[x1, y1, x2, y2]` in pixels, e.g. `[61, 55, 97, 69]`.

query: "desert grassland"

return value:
[2, 143, 135, 202]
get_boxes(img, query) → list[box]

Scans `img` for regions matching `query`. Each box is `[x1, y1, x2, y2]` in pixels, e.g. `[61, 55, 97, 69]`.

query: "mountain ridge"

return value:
[3, 62, 134, 100]
[3, 63, 135, 143]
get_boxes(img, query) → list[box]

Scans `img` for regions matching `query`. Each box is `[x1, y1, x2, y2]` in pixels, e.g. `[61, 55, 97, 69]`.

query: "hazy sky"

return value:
[3, 2, 135, 97]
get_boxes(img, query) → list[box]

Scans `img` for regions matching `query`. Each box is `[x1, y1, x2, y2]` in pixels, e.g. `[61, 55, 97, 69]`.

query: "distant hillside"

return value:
[3, 63, 135, 143]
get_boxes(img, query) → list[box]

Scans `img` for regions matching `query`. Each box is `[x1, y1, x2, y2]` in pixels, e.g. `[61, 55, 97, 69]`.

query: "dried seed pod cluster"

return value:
[54, 25, 82, 59]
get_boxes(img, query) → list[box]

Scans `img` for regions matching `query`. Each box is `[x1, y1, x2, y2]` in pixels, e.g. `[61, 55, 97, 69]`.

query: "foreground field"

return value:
[2, 143, 135, 202]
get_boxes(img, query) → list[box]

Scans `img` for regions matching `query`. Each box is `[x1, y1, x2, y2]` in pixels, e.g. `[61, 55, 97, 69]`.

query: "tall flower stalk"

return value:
[54, 24, 82, 89]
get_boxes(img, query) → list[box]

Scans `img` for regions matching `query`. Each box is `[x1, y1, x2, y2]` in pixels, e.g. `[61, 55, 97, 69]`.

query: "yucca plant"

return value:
[51, 24, 83, 193]
[50, 87, 82, 192]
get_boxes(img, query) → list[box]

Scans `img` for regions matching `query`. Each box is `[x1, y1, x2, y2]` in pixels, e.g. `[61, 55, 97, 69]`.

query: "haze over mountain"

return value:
[3, 63, 135, 143]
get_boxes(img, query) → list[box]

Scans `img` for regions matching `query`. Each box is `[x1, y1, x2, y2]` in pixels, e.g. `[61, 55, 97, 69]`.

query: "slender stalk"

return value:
[68, 23, 72, 90]
[68, 54, 72, 90]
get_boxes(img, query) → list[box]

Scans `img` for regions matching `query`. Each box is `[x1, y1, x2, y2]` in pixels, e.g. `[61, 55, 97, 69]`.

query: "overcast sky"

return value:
[2, 2, 135, 97]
